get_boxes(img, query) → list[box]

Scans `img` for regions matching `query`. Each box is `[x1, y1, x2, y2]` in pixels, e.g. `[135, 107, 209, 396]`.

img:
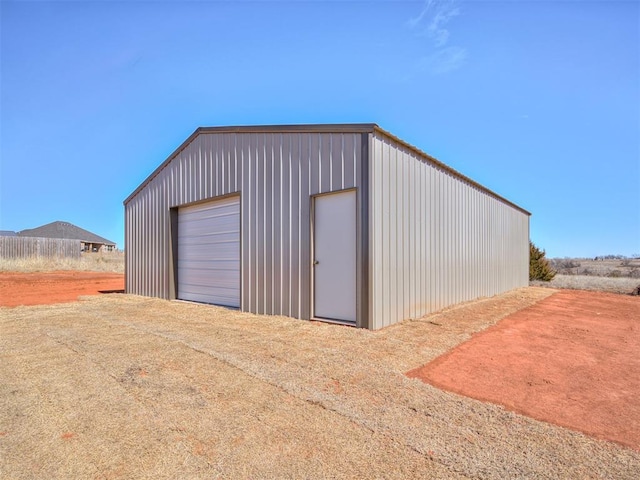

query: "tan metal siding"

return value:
[369, 132, 529, 329]
[125, 132, 362, 321]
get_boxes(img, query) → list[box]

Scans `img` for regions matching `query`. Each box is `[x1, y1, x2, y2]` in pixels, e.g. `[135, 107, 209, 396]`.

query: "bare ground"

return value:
[0, 271, 124, 307]
[1, 288, 639, 479]
[409, 290, 640, 451]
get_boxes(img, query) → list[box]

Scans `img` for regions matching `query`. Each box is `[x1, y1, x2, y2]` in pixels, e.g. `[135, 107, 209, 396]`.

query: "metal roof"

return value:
[124, 123, 530, 215]
[18, 221, 116, 246]
[0, 230, 17, 237]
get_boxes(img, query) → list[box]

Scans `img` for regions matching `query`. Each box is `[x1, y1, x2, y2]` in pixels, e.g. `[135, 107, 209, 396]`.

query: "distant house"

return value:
[0, 230, 17, 236]
[18, 221, 116, 252]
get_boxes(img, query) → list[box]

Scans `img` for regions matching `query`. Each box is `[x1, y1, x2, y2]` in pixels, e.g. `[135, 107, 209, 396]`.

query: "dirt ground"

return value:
[0, 271, 124, 307]
[1, 287, 639, 479]
[409, 290, 640, 451]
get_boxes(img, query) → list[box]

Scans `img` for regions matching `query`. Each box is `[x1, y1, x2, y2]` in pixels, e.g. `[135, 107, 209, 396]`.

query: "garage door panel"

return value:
[178, 260, 239, 270]
[179, 290, 239, 306]
[179, 206, 238, 221]
[181, 246, 240, 262]
[178, 196, 240, 308]
[180, 208, 239, 220]
[178, 222, 240, 238]
[179, 230, 238, 243]
[180, 202, 238, 216]
[178, 282, 239, 296]
[179, 216, 239, 234]
[176, 266, 240, 284]
[178, 242, 239, 255]
[179, 221, 238, 235]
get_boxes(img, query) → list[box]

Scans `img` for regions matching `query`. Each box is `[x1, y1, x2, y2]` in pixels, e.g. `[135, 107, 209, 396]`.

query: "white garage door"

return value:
[178, 196, 240, 307]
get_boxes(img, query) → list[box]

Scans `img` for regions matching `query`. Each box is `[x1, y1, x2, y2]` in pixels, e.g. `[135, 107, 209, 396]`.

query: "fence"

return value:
[0, 236, 81, 259]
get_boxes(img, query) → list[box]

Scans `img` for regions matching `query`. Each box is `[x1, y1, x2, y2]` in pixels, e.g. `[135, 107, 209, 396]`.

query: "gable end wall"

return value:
[125, 131, 364, 321]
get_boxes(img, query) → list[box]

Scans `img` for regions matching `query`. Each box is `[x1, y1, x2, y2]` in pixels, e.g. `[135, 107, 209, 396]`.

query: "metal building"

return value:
[124, 124, 530, 329]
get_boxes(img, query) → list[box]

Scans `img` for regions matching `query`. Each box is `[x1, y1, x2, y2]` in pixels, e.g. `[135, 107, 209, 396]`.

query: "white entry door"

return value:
[313, 190, 357, 323]
[177, 196, 240, 307]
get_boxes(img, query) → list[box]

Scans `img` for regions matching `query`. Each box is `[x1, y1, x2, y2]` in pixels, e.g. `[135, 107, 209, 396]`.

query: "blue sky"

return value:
[1, 0, 638, 257]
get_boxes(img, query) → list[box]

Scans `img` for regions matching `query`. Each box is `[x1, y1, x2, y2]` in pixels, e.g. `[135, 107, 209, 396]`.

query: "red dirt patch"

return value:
[0, 271, 124, 307]
[408, 290, 640, 451]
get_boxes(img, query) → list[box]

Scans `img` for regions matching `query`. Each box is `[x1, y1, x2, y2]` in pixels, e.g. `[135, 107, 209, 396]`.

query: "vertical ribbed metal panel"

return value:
[369, 132, 529, 330]
[124, 132, 362, 321]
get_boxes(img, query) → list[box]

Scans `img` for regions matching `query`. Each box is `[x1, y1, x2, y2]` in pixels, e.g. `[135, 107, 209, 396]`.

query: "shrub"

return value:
[550, 258, 580, 273]
[530, 241, 556, 281]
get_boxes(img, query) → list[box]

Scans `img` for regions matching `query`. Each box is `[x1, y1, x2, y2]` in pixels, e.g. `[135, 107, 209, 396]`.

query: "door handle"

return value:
[313, 260, 319, 265]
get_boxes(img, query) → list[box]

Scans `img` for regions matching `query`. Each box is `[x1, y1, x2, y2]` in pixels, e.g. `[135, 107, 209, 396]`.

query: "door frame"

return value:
[310, 187, 367, 327]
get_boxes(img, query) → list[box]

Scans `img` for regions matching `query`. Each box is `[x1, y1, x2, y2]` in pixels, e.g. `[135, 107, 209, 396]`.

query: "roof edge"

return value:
[198, 123, 377, 134]
[123, 124, 378, 205]
[124, 123, 530, 217]
[17, 220, 116, 245]
[372, 126, 532, 216]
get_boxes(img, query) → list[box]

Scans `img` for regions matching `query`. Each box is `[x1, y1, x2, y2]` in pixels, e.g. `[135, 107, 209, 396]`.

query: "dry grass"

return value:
[531, 274, 639, 294]
[551, 257, 640, 278]
[2, 287, 638, 479]
[0, 251, 124, 273]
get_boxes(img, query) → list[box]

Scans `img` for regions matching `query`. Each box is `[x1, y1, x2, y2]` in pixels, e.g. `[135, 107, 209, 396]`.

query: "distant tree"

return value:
[529, 241, 556, 281]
